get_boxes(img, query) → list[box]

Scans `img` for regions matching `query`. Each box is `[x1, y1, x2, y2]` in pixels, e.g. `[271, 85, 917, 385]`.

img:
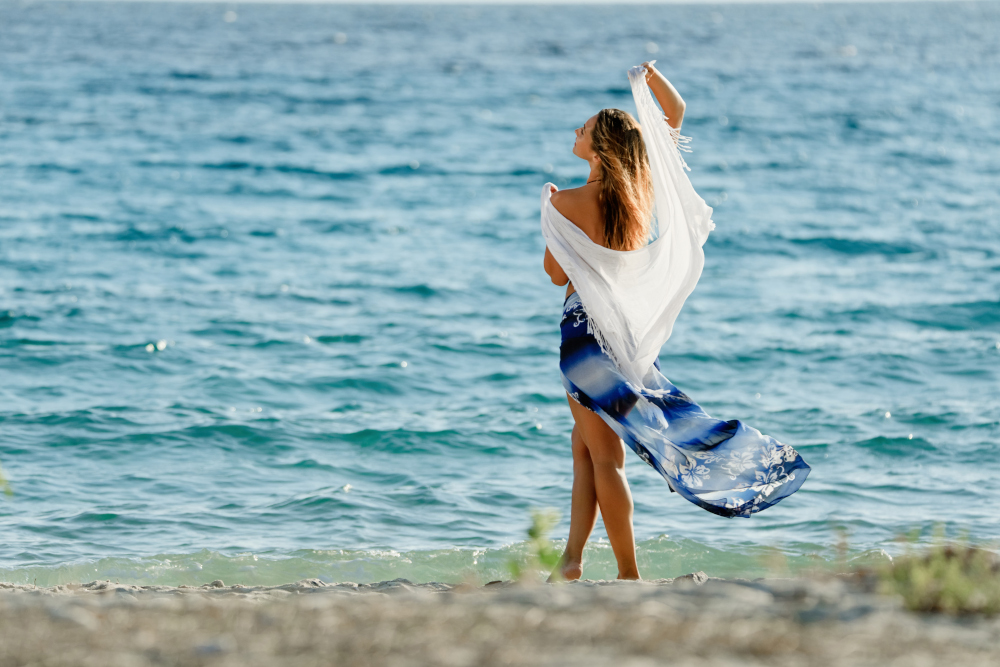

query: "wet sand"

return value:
[2, 573, 999, 666]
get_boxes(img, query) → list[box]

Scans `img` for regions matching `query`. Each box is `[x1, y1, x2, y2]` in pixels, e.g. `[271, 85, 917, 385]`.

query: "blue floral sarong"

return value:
[560, 292, 810, 518]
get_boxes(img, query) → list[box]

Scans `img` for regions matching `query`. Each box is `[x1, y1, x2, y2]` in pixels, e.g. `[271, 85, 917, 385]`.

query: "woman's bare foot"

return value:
[548, 553, 583, 582]
[560, 559, 583, 581]
[616, 570, 641, 581]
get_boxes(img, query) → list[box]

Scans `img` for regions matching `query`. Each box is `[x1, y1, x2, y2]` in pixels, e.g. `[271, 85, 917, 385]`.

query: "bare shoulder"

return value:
[549, 185, 603, 245]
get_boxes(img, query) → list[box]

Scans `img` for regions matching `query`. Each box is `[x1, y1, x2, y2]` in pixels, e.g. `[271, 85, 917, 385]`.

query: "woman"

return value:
[542, 62, 810, 581]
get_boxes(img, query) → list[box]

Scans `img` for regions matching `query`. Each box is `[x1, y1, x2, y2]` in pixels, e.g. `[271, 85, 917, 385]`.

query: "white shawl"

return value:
[541, 65, 715, 388]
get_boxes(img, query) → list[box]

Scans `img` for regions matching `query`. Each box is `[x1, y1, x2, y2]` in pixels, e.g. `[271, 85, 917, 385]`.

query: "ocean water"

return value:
[1, 1, 998, 587]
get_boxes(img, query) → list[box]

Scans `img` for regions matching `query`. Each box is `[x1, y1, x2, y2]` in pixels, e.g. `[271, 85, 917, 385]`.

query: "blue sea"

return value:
[1, 1, 998, 587]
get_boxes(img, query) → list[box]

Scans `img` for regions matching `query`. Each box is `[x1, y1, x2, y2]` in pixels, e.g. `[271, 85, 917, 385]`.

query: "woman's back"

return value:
[550, 182, 609, 299]
[549, 184, 605, 248]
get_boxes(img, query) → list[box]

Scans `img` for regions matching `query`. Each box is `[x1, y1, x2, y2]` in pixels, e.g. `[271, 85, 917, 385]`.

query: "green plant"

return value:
[874, 526, 1000, 614]
[509, 509, 561, 582]
[0, 460, 11, 497]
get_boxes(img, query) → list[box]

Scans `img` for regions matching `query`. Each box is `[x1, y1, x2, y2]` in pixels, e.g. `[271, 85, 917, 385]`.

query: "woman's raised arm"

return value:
[641, 61, 685, 130]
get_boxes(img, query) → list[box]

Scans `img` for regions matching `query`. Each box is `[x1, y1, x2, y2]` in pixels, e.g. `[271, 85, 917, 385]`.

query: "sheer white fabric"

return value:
[540, 65, 715, 388]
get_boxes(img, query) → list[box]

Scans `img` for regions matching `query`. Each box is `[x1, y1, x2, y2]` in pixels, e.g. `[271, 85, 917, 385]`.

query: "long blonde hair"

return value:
[591, 108, 654, 251]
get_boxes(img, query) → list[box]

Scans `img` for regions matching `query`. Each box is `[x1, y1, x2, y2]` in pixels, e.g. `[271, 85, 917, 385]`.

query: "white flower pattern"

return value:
[721, 451, 756, 480]
[751, 469, 796, 498]
[758, 445, 784, 470]
[692, 451, 723, 464]
[678, 459, 711, 488]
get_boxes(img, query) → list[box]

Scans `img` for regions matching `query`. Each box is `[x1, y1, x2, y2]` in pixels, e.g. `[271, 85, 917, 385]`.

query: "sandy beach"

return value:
[2, 573, 998, 666]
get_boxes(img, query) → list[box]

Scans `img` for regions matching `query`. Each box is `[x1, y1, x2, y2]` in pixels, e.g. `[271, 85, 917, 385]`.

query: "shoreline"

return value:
[3, 573, 999, 666]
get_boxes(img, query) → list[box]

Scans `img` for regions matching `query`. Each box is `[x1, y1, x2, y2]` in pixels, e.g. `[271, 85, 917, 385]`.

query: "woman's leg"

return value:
[556, 424, 598, 581]
[567, 396, 640, 580]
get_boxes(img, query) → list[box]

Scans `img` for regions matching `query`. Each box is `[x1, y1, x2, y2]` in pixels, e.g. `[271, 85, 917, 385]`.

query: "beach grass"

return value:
[0, 461, 11, 497]
[508, 508, 562, 582]
[871, 528, 1000, 615]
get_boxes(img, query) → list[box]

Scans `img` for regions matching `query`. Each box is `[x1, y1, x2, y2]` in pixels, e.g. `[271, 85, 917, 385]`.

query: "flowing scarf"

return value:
[540, 65, 716, 388]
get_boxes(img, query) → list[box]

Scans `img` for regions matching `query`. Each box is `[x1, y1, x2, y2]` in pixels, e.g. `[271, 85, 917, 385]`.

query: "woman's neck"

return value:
[586, 163, 602, 186]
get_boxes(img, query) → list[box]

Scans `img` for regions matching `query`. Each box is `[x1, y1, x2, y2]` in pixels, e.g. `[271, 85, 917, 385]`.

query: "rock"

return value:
[301, 579, 326, 587]
[674, 571, 709, 585]
[371, 579, 415, 594]
[333, 582, 360, 592]
[206, 580, 225, 588]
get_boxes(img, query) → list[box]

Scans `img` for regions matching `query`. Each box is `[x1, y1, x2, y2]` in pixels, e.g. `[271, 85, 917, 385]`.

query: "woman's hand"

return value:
[641, 60, 658, 82]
